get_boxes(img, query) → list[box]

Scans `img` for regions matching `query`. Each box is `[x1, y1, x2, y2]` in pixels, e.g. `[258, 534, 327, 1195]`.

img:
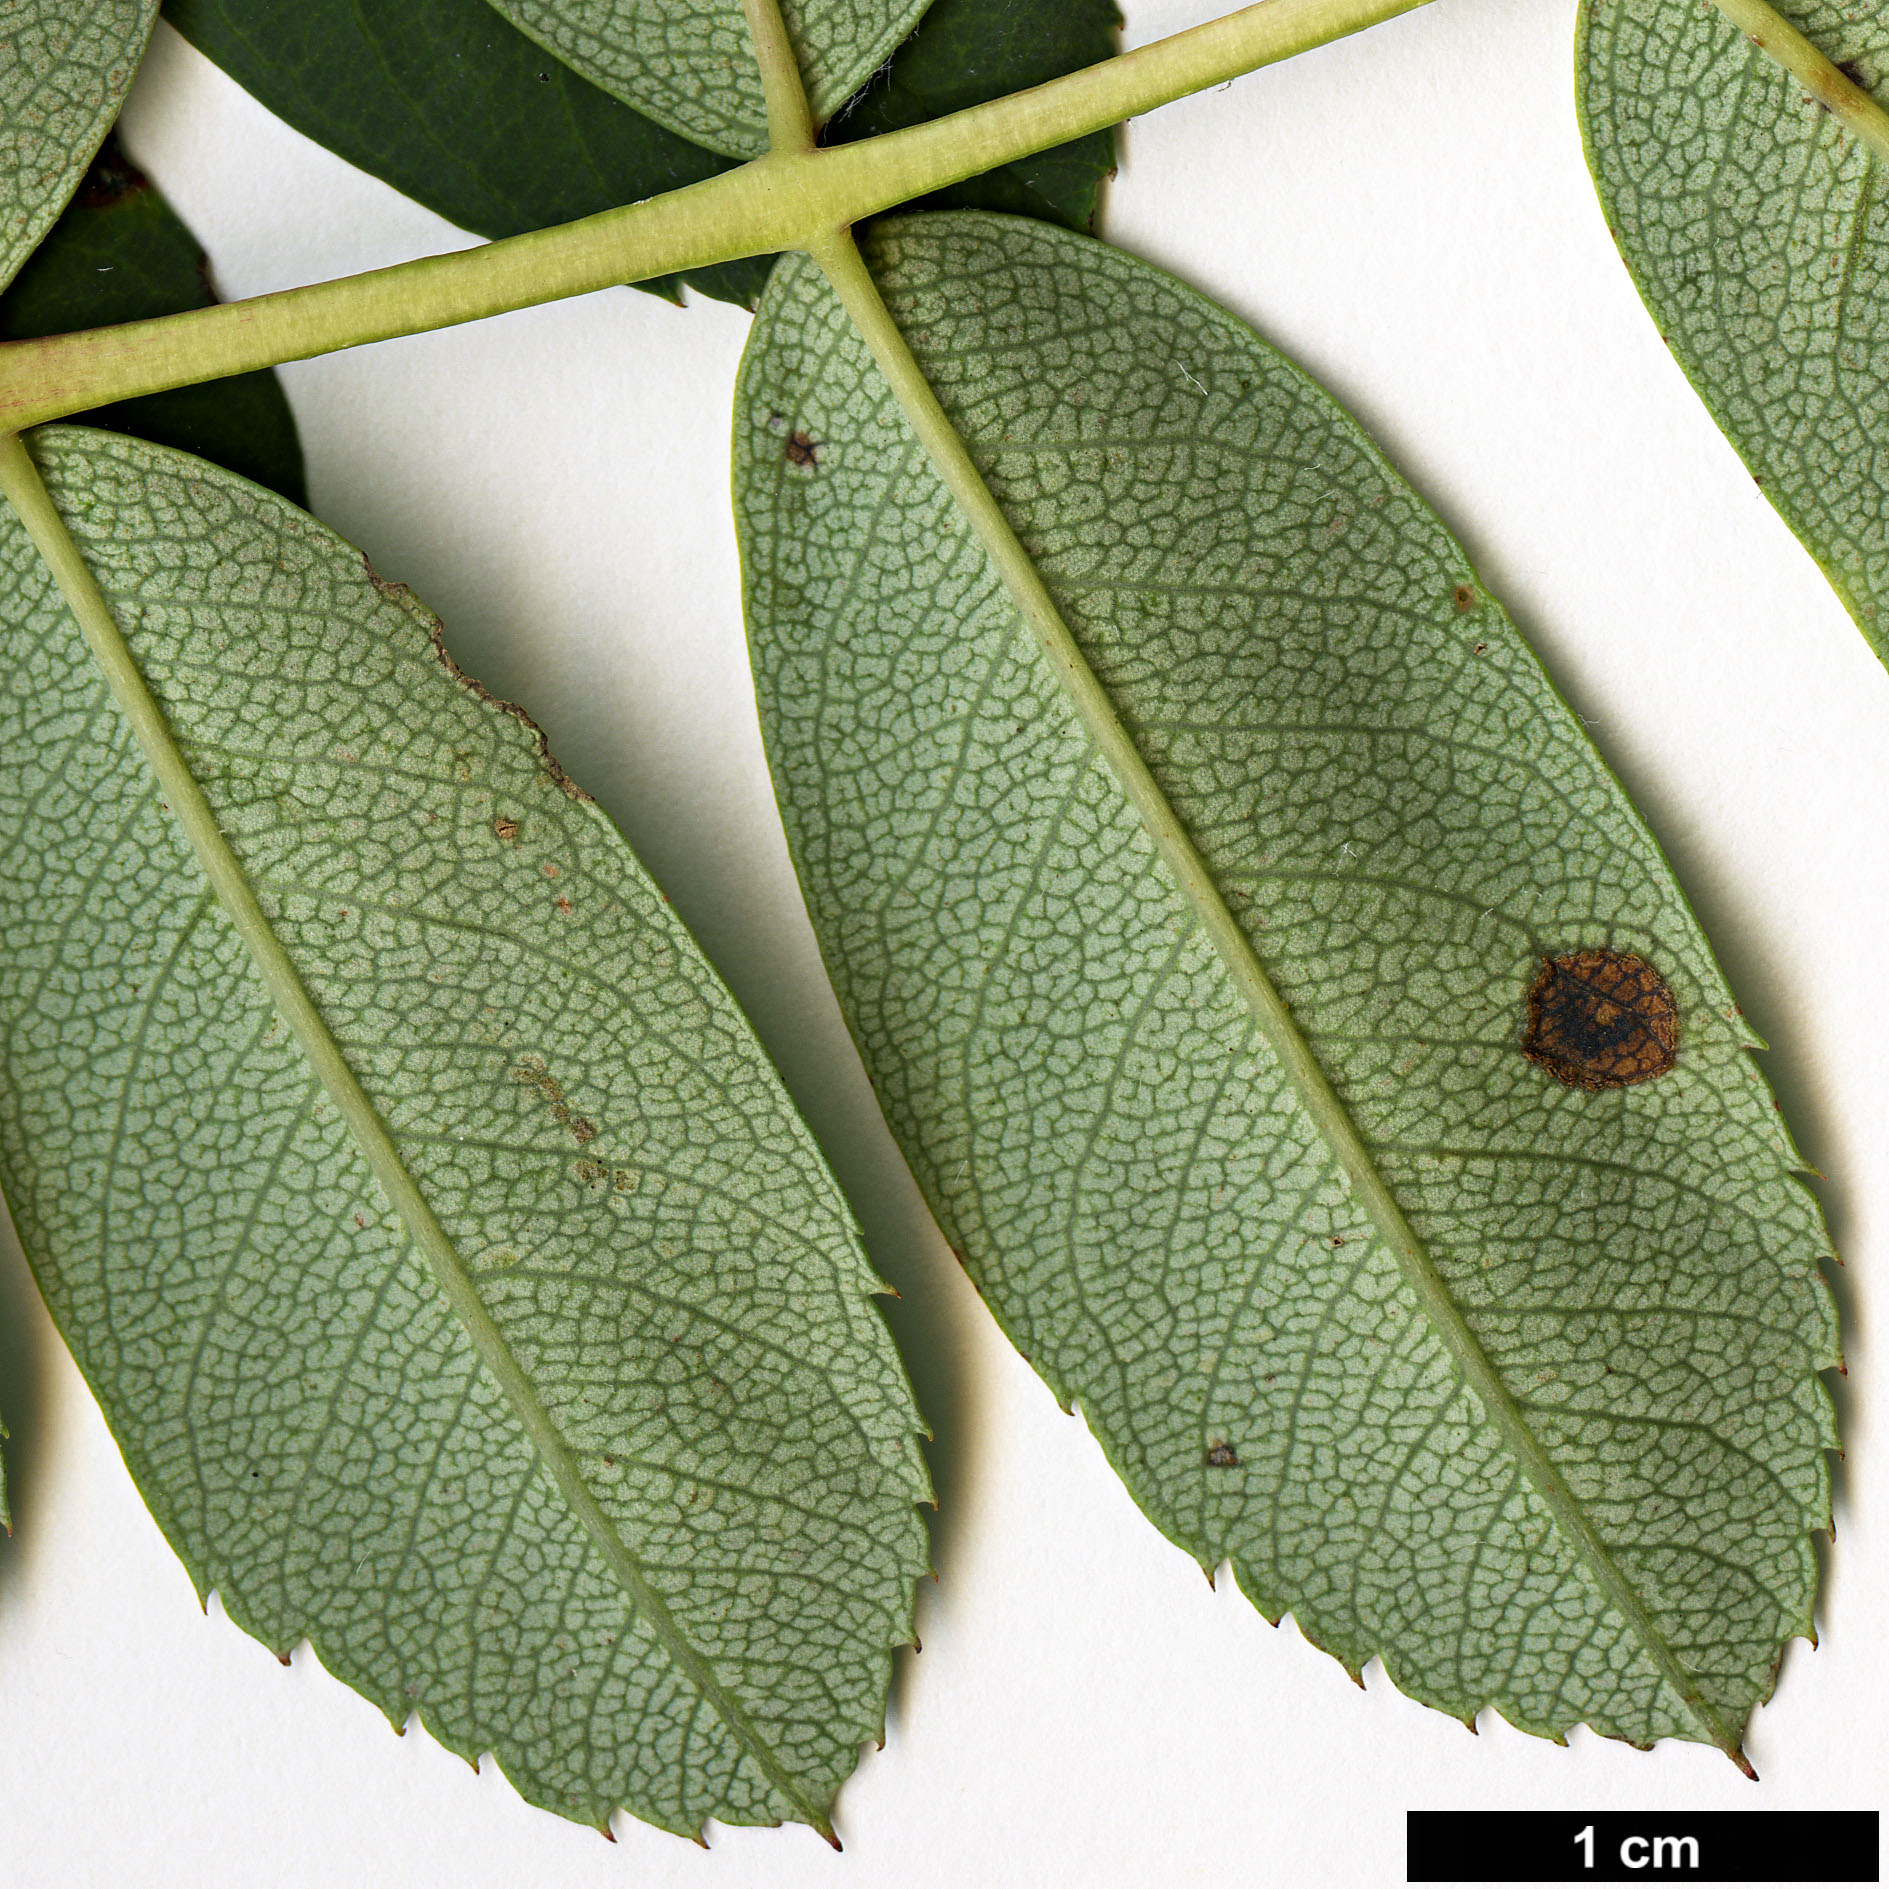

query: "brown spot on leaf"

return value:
[555, 896, 574, 916]
[785, 430, 820, 469]
[1522, 949, 1679, 1091]
[512, 1053, 600, 1145]
[493, 818, 519, 843]
[1205, 1441, 1239, 1468]
[1452, 584, 1476, 612]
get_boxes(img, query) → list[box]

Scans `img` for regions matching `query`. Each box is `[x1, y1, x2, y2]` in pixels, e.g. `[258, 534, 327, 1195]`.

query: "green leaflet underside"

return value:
[0, 0, 158, 292]
[476, 0, 930, 160]
[0, 0, 160, 1516]
[734, 212, 1839, 1752]
[0, 428, 929, 1834]
[0, 134, 305, 503]
[1579, 0, 1889, 658]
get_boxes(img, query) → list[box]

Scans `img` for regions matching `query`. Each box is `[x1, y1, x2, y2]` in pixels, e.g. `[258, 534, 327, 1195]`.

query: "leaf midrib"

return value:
[807, 235, 1750, 1765]
[0, 432, 826, 1830]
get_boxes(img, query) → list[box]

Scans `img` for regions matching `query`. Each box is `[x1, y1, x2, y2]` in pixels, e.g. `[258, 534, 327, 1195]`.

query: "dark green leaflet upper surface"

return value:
[162, 0, 768, 308]
[734, 213, 1839, 1754]
[1580, 0, 1889, 657]
[0, 135, 305, 502]
[0, 428, 930, 1835]
[0, 0, 157, 291]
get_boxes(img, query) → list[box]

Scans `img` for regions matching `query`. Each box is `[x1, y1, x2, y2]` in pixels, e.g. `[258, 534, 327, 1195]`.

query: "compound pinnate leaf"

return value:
[1580, 0, 1889, 658]
[0, 427, 929, 1836]
[0, 0, 157, 294]
[735, 212, 1839, 1756]
[479, 0, 931, 158]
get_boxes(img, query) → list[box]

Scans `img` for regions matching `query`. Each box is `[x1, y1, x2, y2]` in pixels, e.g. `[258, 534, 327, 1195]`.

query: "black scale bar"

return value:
[1408, 1810, 1879, 1882]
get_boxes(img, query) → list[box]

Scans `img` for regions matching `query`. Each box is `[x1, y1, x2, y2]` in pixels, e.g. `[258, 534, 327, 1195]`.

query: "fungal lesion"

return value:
[511, 1052, 598, 1144]
[1521, 949, 1679, 1091]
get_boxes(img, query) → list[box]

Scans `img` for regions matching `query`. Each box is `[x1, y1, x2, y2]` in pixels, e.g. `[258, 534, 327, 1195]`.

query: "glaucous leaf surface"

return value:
[479, 0, 931, 159]
[824, 0, 1119, 233]
[735, 213, 1839, 1755]
[1580, 0, 1889, 659]
[163, 0, 768, 308]
[0, 0, 157, 291]
[0, 427, 929, 1835]
[0, 135, 305, 502]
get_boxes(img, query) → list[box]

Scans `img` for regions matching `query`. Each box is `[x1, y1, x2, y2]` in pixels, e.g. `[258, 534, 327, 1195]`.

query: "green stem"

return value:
[0, 427, 838, 1840]
[0, 0, 1430, 431]
[1709, 0, 1889, 163]
[808, 228, 1756, 1779]
[741, 0, 818, 153]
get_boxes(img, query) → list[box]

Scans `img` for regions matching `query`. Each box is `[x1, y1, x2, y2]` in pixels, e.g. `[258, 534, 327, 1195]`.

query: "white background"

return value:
[1, 1, 1883, 1882]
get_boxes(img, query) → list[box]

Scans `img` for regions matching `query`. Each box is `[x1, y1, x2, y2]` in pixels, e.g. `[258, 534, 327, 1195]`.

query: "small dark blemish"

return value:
[1452, 584, 1476, 613]
[514, 1053, 601, 1146]
[1473, 641, 1488, 655]
[786, 430, 820, 469]
[1522, 948, 1679, 1091]
[494, 818, 519, 842]
[1206, 1441, 1239, 1468]
[1331, 1235, 1345, 1248]
[555, 896, 574, 916]
[76, 133, 149, 210]
[1837, 57, 1874, 90]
